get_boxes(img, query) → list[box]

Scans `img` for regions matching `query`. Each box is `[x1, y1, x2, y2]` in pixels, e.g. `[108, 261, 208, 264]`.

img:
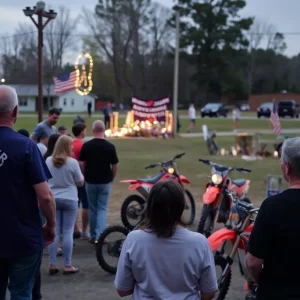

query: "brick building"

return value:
[249, 93, 300, 111]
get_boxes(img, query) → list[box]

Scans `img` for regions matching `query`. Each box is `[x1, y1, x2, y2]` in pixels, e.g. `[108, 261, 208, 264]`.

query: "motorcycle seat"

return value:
[232, 179, 247, 187]
[137, 172, 165, 184]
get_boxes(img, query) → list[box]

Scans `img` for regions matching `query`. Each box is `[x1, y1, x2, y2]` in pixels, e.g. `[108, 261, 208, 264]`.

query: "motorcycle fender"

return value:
[128, 183, 143, 190]
[202, 186, 220, 205]
[208, 228, 237, 252]
[120, 179, 138, 183]
[179, 175, 190, 184]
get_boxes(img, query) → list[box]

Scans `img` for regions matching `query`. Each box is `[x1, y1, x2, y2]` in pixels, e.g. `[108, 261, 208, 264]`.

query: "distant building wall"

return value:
[249, 93, 300, 111]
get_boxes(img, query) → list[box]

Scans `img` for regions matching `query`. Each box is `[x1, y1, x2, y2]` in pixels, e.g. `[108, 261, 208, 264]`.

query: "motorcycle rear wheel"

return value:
[197, 204, 214, 237]
[96, 225, 130, 275]
[121, 195, 146, 230]
[214, 255, 232, 300]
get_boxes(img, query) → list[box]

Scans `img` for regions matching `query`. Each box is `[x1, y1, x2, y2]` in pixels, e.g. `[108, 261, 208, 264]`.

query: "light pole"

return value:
[173, 11, 180, 136]
[23, 1, 57, 123]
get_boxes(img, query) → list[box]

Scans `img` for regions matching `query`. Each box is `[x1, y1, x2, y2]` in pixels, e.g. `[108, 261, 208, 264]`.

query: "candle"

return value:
[165, 110, 169, 129]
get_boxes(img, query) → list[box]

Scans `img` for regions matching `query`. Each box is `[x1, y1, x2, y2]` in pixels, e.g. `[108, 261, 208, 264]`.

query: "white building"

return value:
[9, 84, 97, 113]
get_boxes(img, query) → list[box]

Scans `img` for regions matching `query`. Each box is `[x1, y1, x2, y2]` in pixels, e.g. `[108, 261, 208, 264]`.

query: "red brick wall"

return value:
[249, 93, 300, 111]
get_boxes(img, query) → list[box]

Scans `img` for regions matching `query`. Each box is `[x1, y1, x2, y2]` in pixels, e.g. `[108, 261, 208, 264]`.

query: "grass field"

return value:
[13, 115, 288, 224]
[15, 115, 300, 136]
[104, 137, 285, 224]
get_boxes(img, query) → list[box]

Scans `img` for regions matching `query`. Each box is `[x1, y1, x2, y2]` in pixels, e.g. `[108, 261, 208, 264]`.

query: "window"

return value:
[19, 98, 28, 107]
[63, 98, 67, 106]
[71, 99, 75, 106]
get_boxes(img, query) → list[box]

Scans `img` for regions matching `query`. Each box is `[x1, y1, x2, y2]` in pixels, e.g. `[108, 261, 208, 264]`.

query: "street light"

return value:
[23, 1, 57, 122]
[0, 79, 5, 83]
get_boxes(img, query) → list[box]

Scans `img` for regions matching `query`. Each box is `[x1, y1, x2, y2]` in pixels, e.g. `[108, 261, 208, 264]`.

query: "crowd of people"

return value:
[0, 86, 119, 299]
[1, 84, 300, 300]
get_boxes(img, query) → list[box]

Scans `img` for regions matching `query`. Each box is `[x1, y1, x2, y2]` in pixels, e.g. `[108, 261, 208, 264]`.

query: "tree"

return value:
[171, 0, 253, 101]
[246, 18, 286, 94]
[44, 6, 78, 72]
[82, 1, 135, 104]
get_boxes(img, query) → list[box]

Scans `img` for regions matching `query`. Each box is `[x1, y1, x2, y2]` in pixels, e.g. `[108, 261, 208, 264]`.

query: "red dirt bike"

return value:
[120, 153, 196, 230]
[208, 197, 259, 300]
[197, 159, 251, 237]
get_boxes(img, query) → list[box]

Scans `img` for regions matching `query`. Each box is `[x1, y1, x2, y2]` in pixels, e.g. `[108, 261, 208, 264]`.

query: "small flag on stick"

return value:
[270, 100, 281, 135]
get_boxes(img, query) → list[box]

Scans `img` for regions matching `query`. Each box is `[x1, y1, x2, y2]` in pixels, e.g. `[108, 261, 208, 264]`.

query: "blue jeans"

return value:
[48, 199, 78, 267]
[0, 250, 42, 300]
[85, 183, 111, 240]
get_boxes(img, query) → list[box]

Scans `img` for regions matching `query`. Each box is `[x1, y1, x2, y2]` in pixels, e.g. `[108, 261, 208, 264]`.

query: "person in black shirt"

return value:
[79, 120, 119, 244]
[246, 137, 300, 300]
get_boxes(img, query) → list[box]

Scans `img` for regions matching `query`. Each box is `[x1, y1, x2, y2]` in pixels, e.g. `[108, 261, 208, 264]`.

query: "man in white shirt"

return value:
[37, 130, 48, 157]
[187, 103, 196, 132]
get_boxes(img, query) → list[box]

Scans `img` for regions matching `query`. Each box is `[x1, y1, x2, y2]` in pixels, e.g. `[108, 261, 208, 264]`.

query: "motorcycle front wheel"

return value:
[121, 195, 146, 230]
[183, 190, 196, 225]
[96, 225, 130, 275]
[214, 255, 232, 300]
[197, 204, 214, 237]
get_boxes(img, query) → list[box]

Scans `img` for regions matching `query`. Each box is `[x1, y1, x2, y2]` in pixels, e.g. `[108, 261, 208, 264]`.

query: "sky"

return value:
[1, 0, 300, 57]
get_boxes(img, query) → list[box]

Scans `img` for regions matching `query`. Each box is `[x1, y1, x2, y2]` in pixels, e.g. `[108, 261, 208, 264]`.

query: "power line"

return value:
[2, 31, 300, 40]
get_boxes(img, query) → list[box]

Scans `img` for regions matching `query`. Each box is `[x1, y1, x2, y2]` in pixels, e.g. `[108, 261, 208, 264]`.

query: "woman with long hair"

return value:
[114, 180, 218, 300]
[46, 135, 84, 275]
[44, 134, 60, 160]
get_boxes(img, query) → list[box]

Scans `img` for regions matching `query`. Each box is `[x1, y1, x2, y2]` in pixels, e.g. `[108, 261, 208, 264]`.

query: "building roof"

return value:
[9, 84, 56, 97]
[7, 84, 98, 98]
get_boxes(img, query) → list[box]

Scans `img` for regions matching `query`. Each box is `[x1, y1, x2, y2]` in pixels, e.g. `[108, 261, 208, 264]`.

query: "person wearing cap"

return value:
[73, 115, 85, 125]
[58, 126, 68, 136]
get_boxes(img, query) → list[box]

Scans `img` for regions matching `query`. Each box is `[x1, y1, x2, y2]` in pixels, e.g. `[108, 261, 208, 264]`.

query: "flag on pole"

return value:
[270, 101, 281, 134]
[53, 71, 76, 94]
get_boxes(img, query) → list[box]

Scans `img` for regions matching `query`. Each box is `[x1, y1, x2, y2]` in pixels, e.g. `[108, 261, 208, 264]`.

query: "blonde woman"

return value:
[46, 135, 84, 275]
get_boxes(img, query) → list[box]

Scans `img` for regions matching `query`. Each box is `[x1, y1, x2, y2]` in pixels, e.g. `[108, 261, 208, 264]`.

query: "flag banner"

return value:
[132, 97, 170, 123]
[53, 71, 76, 94]
[270, 101, 281, 134]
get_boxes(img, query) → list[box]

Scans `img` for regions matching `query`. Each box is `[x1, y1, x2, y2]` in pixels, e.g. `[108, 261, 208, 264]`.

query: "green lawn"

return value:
[15, 115, 300, 136]
[12, 114, 286, 222]
[103, 137, 285, 222]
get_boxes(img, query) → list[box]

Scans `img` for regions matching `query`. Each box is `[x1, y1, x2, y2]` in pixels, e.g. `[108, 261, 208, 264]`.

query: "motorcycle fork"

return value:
[213, 192, 224, 224]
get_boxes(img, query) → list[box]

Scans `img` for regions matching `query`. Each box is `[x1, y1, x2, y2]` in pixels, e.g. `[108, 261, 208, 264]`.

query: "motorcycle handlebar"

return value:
[145, 163, 159, 169]
[145, 153, 185, 169]
[199, 159, 211, 165]
[173, 152, 185, 160]
[235, 167, 251, 173]
[199, 159, 251, 173]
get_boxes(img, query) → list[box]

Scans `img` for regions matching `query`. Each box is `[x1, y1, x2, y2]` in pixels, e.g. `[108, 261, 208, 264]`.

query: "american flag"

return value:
[270, 101, 281, 134]
[53, 71, 76, 94]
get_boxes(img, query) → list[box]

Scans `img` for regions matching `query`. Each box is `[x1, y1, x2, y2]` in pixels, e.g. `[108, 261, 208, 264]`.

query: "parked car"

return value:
[278, 100, 299, 118]
[240, 104, 250, 111]
[257, 102, 273, 118]
[201, 103, 228, 118]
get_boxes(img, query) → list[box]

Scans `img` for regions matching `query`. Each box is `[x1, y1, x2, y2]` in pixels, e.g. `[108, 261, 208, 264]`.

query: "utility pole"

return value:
[173, 11, 180, 136]
[23, 1, 57, 122]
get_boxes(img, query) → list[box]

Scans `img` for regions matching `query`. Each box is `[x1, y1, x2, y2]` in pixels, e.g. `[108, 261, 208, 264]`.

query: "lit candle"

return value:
[130, 110, 134, 127]
[125, 111, 131, 127]
[114, 112, 119, 129]
[110, 114, 113, 131]
[169, 113, 173, 132]
[165, 110, 169, 129]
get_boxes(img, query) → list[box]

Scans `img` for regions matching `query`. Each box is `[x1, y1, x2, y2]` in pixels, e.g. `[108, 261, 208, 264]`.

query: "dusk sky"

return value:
[1, 0, 299, 57]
